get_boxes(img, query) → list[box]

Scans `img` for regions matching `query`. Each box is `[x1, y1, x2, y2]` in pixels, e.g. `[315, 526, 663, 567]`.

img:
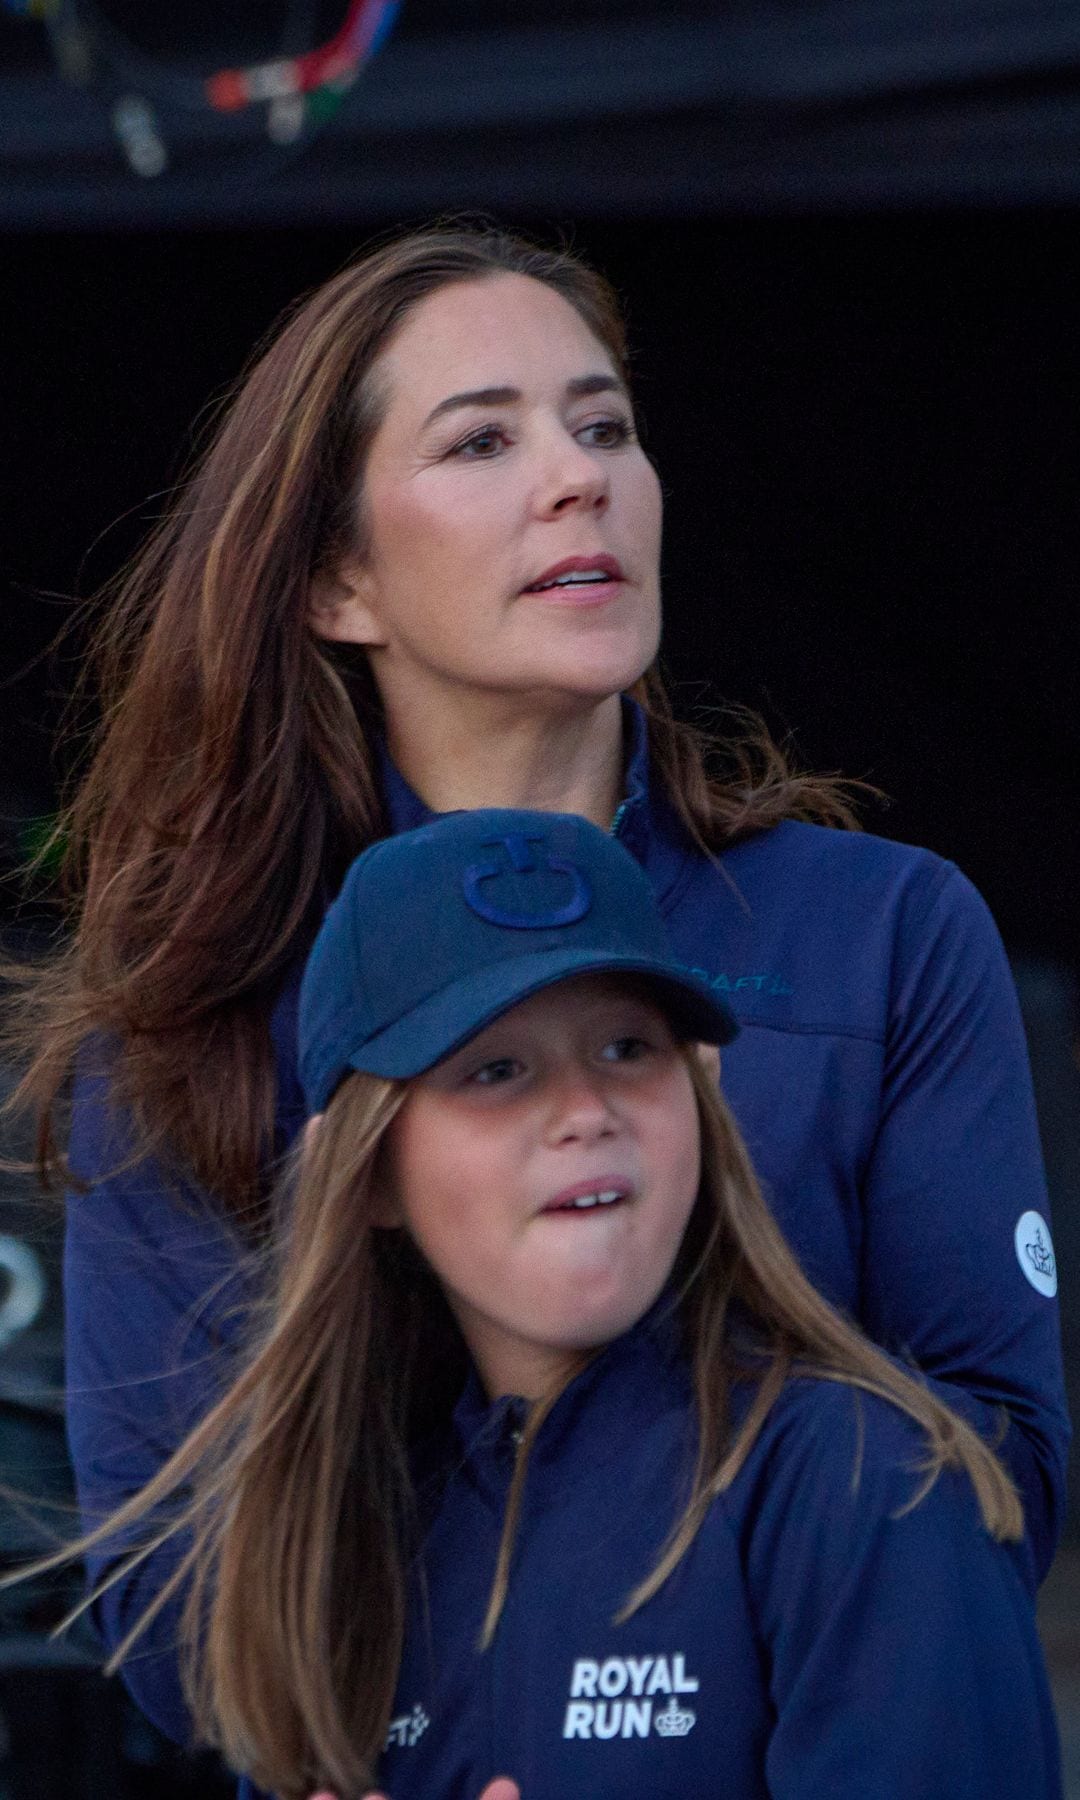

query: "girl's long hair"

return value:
[4, 221, 861, 1216]
[17, 1052, 1021, 1800]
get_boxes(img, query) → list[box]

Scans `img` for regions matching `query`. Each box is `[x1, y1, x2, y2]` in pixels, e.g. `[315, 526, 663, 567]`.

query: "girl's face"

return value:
[314, 273, 664, 718]
[383, 975, 701, 1401]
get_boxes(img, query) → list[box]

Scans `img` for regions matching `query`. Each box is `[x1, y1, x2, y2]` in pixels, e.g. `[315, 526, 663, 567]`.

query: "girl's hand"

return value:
[315, 1783, 520, 1800]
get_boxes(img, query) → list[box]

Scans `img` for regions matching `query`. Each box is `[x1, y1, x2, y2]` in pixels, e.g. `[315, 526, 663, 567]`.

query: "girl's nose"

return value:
[546, 1067, 619, 1144]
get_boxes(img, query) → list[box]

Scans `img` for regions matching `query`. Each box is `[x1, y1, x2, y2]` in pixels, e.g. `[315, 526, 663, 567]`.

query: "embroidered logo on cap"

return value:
[463, 833, 592, 929]
[1014, 1209, 1058, 1298]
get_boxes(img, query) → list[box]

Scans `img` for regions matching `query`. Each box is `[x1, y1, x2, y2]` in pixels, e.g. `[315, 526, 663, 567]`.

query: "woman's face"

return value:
[315, 273, 664, 717]
[382, 974, 701, 1400]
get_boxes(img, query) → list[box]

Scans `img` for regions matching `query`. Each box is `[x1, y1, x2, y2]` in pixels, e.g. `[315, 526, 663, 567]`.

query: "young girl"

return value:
[51, 806, 1060, 1800]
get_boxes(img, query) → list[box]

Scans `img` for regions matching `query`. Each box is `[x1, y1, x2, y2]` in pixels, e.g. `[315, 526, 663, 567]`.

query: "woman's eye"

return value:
[579, 416, 633, 449]
[451, 425, 506, 459]
[468, 1056, 523, 1086]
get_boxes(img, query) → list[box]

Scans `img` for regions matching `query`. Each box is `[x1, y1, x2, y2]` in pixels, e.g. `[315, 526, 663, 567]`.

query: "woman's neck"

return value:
[383, 690, 625, 829]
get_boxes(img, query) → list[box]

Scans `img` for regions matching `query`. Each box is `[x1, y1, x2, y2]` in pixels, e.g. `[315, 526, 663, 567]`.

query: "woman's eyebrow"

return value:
[421, 372, 624, 430]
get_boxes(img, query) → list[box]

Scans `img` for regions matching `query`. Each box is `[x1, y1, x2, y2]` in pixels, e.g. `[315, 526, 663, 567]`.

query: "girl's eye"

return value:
[601, 1035, 651, 1064]
[468, 1056, 523, 1087]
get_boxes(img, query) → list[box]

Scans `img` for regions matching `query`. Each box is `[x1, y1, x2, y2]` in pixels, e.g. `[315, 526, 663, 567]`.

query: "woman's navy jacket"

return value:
[62, 700, 1070, 1761]
[367, 1308, 1061, 1800]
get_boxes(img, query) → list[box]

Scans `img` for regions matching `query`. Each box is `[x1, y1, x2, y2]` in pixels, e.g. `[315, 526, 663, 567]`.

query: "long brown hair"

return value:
[5, 222, 862, 1215]
[16, 1049, 1019, 1799]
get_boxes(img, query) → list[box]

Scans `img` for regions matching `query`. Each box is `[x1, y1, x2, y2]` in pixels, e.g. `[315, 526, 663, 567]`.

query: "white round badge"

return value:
[1014, 1210, 1058, 1298]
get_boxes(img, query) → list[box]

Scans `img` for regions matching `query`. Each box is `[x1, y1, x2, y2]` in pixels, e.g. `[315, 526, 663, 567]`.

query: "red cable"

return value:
[296, 0, 367, 87]
[206, 0, 385, 112]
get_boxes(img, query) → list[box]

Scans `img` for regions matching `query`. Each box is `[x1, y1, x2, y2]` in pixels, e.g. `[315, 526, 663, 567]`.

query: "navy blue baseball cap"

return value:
[299, 808, 738, 1110]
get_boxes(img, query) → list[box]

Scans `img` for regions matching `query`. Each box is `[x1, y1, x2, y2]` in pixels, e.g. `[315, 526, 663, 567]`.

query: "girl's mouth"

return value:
[541, 1179, 633, 1214]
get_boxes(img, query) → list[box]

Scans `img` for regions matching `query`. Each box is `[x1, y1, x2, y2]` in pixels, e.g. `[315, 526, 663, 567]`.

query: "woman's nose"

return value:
[535, 429, 611, 518]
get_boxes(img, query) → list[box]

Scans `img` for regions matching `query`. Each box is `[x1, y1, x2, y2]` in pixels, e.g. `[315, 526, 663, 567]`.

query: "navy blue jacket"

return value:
[63, 701, 1070, 1754]
[362, 1309, 1061, 1800]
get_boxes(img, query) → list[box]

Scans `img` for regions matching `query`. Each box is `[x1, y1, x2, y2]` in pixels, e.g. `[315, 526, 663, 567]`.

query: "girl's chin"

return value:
[533, 1291, 660, 1354]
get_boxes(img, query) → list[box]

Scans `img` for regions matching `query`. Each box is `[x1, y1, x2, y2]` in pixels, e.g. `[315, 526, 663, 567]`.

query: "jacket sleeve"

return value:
[858, 858, 1070, 1584]
[745, 1385, 1062, 1800]
[64, 1051, 256, 1748]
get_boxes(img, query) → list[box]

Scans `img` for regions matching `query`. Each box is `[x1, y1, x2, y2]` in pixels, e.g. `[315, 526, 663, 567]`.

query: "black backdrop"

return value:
[2, 210, 1077, 961]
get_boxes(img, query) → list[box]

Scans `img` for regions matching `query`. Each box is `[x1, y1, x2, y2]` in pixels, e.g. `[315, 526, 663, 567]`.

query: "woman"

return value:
[36, 809, 1058, 1799]
[8, 223, 1067, 1747]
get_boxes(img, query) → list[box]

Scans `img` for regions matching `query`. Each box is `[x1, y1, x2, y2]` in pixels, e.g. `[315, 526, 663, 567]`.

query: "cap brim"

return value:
[338, 946, 738, 1080]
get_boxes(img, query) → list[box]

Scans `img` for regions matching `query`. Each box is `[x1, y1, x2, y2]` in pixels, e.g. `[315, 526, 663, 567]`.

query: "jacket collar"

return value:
[449, 1292, 690, 1510]
[377, 696, 693, 911]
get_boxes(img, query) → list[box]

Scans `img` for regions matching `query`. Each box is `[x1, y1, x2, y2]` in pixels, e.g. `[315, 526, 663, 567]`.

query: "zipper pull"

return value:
[503, 1396, 528, 1450]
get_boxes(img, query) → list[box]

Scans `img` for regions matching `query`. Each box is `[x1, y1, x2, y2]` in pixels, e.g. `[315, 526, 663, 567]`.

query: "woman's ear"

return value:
[694, 1042, 721, 1086]
[308, 561, 387, 647]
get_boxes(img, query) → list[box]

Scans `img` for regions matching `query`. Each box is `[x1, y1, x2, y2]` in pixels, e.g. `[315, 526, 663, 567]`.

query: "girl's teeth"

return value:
[568, 1190, 621, 1209]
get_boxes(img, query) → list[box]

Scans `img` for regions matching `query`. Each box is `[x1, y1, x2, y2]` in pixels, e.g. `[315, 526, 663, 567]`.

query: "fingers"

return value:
[350, 1777, 520, 1800]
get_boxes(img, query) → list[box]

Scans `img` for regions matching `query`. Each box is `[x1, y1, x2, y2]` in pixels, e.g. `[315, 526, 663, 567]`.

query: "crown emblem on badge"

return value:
[653, 1696, 696, 1738]
[1026, 1227, 1056, 1279]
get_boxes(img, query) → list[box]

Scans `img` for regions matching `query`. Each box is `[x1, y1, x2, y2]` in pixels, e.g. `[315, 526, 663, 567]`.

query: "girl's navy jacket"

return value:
[369, 1307, 1061, 1800]
[62, 701, 1070, 1783]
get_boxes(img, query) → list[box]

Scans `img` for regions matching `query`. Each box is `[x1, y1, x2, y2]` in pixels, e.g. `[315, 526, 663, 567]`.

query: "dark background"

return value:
[2, 212, 1078, 960]
[1, 0, 1079, 1792]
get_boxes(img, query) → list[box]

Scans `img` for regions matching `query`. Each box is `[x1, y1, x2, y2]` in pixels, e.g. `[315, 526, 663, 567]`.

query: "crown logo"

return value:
[653, 1695, 696, 1738]
[1026, 1227, 1056, 1279]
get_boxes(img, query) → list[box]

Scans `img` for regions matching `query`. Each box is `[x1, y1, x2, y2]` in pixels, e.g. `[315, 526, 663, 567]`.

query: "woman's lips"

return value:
[526, 579, 623, 609]
[521, 553, 625, 595]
